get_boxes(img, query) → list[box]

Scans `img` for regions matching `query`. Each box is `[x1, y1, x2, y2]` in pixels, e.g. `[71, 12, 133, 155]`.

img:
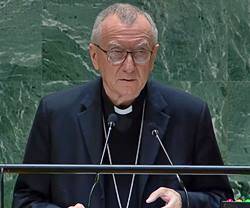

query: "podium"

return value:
[1, 164, 250, 208]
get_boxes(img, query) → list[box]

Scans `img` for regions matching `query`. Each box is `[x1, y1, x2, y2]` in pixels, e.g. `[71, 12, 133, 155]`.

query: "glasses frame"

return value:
[92, 43, 154, 65]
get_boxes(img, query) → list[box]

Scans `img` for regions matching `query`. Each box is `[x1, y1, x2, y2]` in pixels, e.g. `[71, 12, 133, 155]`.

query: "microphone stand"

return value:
[87, 114, 117, 208]
[152, 129, 190, 208]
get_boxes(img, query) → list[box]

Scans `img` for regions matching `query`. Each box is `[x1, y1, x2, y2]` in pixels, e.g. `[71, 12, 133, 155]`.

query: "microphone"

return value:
[87, 113, 118, 208]
[100, 113, 118, 164]
[150, 123, 190, 208]
[107, 113, 117, 127]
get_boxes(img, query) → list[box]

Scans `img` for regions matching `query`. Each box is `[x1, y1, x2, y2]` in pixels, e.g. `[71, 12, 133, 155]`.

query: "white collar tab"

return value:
[114, 105, 133, 115]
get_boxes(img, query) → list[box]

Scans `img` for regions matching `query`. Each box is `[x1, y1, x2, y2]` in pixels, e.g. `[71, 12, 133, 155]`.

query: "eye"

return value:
[109, 50, 126, 58]
[108, 46, 123, 51]
[110, 49, 123, 53]
[135, 49, 147, 54]
[133, 50, 149, 57]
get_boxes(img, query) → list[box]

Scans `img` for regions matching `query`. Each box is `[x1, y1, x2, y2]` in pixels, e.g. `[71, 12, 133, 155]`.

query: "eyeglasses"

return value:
[92, 43, 154, 65]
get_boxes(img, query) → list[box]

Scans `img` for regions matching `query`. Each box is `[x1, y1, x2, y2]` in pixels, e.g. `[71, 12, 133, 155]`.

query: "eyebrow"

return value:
[107, 43, 123, 49]
[134, 42, 150, 49]
[107, 40, 150, 50]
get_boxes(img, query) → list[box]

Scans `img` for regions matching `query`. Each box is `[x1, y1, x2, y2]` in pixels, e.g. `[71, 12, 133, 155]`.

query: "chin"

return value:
[120, 88, 138, 97]
[117, 91, 140, 104]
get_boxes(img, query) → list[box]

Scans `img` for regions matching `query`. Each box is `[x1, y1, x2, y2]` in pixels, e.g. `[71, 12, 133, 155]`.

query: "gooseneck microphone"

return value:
[100, 113, 117, 164]
[150, 124, 190, 208]
[87, 113, 118, 208]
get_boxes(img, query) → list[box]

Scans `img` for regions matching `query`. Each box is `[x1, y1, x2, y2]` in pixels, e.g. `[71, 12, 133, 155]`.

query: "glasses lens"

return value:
[133, 50, 151, 64]
[107, 50, 126, 65]
[107, 49, 151, 65]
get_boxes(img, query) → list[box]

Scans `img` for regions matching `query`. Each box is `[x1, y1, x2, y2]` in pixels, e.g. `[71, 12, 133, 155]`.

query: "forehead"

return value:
[99, 14, 154, 47]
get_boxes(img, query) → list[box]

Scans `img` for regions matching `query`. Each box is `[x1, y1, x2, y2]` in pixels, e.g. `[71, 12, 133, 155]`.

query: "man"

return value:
[13, 3, 233, 208]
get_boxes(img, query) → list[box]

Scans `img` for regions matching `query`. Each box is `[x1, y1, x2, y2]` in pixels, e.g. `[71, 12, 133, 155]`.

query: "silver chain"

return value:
[102, 101, 146, 208]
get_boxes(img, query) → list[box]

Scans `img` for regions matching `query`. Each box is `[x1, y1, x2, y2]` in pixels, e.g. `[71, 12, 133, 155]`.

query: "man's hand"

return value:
[68, 203, 85, 208]
[146, 187, 182, 208]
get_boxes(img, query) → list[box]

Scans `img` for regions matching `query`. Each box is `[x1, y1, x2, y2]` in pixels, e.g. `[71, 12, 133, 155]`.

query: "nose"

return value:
[122, 52, 136, 73]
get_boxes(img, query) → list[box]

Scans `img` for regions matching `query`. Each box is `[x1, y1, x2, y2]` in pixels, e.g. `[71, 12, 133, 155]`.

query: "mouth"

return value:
[119, 78, 136, 82]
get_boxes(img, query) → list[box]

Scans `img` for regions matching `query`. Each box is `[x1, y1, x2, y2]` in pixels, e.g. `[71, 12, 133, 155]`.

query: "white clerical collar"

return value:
[114, 105, 133, 115]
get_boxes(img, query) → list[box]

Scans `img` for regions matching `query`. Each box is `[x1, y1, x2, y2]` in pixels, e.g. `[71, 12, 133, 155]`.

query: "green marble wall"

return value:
[0, 0, 250, 206]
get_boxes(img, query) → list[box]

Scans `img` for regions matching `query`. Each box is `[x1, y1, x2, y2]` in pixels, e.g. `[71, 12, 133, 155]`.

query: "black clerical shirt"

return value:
[102, 86, 146, 208]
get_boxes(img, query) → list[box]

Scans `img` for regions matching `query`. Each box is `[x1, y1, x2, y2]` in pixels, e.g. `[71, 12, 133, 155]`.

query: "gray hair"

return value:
[90, 3, 158, 44]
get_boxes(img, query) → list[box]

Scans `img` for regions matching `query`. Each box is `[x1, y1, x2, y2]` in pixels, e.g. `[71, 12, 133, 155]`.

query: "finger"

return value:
[146, 187, 169, 203]
[68, 203, 85, 208]
[75, 203, 85, 208]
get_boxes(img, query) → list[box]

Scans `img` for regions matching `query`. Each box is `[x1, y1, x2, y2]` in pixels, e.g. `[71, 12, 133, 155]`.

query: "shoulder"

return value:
[148, 80, 207, 116]
[40, 79, 100, 113]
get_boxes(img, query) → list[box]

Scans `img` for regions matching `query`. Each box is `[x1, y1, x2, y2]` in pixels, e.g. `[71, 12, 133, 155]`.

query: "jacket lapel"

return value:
[77, 79, 103, 165]
[138, 81, 171, 206]
[76, 79, 105, 205]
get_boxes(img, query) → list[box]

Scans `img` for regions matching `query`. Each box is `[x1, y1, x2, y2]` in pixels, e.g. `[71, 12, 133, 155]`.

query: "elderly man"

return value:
[13, 3, 233, 208]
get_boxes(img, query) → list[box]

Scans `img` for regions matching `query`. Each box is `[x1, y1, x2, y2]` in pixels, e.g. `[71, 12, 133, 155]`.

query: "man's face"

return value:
[89, 14, 159, 106]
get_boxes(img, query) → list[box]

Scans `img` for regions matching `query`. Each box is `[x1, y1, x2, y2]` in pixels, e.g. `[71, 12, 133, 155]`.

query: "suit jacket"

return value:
[12, 78, 233, 208]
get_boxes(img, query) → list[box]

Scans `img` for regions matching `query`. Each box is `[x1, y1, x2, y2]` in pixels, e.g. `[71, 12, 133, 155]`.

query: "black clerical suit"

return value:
[12, 78, 233, 208]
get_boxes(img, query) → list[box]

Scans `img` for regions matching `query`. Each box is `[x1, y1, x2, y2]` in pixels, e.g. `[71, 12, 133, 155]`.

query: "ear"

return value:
[88, 43, 99, 70]
[149, 43, 160, 72]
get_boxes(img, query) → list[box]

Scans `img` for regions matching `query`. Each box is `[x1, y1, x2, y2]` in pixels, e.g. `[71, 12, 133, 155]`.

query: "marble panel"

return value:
[223, 82, 250, 165]
[42, 0, 104, 81]
[144, 0, 229, 81]
[0, 0, 42, 68]
[0, 80, 42, 206]
[0, 80, 41, 163]
[225, 0, 250, 81]
[222, 81, 250, 197]
[0, 64, 42, 81]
